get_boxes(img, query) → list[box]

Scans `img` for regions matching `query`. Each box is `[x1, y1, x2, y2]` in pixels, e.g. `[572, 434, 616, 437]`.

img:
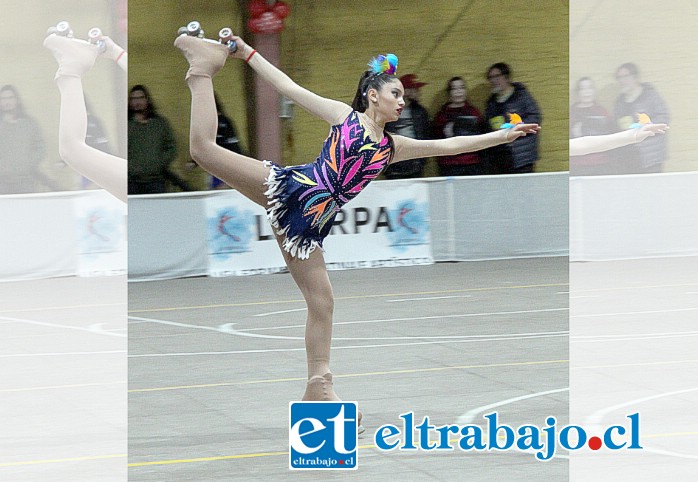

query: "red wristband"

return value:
[115, 49, 125, 63]
[245, 49, 257, 63]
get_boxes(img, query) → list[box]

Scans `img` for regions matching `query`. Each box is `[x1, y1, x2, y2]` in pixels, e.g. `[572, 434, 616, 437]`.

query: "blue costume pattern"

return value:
[264, 111, 393, 259]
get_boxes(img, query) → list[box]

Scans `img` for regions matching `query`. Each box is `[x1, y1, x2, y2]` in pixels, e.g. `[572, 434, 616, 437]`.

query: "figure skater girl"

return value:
[175, 32, 539, 429]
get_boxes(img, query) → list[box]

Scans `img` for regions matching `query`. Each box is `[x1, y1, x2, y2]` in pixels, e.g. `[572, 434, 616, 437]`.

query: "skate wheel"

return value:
[88, 27, 102, 40]
[186, 21, 202, 36]
[46, 26, 58, 36]
[218, 27, 233, 41]
[177, 26, 188, 36]
[56, 21, 72, 37]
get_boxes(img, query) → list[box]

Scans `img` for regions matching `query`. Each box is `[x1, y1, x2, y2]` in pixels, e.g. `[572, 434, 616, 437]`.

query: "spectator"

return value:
[383, 74, 430, 179]
[433, 77, 485, 176]
[128, 84, 189, 194]
[0, 85, 51, 194]
[570, 77, 615, 176]
[611, 62, 669, 174]
[484, 63, 542, 173]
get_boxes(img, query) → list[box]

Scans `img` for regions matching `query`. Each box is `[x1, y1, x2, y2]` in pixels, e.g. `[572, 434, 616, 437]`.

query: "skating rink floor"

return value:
[127, 258, 569, 481]
[3, 256, 695, 481]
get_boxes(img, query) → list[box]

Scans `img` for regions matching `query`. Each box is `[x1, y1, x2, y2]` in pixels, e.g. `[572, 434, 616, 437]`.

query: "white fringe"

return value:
[263, 161, 321, 260]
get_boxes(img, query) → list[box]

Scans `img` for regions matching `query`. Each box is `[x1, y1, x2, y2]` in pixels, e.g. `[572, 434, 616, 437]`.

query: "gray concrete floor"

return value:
[570, 257, 698, 482]
[0, 276, 127, 481]
[128, 258, 569, 481]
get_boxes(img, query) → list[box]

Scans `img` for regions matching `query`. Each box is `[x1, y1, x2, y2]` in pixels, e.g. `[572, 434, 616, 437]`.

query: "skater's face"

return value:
[129, 90, 148, 113]
[367, 79, 405, 121]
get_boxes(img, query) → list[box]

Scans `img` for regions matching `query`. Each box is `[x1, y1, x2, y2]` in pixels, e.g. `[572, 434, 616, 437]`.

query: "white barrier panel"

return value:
[205, 182, 433, 276]
[127, 193, 208, 281]
[0, 190, 126, 281]
[428, 173, 568, 260]
[128, 174, 568, 280]
[570, 172, 698, 261]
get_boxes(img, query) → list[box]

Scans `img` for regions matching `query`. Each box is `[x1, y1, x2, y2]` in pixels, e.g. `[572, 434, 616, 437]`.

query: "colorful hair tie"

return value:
[367, 54, 398, 76]
[500, 113, 523, 129]
[630, 113, 651, 128]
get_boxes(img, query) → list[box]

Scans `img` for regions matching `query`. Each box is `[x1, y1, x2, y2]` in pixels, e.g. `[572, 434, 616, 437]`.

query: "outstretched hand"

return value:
[505, 123, 540, 142]
[634, 123, 669, 143]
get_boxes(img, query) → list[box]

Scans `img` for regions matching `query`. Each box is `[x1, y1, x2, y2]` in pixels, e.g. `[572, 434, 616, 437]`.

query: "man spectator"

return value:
[570, 77, 615, 176]
[611, 62, 669, 174]
[0, 85, 51, 193]
[383, 74, 431, 179]
[484, 63, 542, 174]
[128, 84, 189, 194]
[433, 77, 485, 176]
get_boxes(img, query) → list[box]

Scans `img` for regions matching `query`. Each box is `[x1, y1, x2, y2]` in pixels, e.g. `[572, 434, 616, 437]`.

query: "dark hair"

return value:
[447, 76, 466, 92]
[575, 76, 594, 91]
[128, 84, 158, 120]
[0, 84, 26, 118]
[487, 62, 511, 79]
[351, 71, 399, 112]
[616, 62, 639, 78]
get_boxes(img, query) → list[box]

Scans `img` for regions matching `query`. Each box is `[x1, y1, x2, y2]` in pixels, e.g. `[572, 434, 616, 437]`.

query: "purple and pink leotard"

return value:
[264, 111, 393, 259]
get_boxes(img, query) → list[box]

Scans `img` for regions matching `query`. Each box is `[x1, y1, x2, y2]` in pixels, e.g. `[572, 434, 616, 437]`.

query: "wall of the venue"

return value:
[571, 0, 698, 172]
[1, 0, 126, 191]
[129, 0, 569, 190]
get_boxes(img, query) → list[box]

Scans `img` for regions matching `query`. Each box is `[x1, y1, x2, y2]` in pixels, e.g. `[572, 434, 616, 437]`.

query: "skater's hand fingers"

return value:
[229, 35, 253, 60]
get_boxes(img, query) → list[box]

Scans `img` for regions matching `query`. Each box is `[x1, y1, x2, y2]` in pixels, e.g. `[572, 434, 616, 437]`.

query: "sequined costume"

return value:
[264, 111, 392, 259]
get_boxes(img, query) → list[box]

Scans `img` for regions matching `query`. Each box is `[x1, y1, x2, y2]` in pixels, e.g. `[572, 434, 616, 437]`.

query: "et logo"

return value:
[289, 402, 358, 470]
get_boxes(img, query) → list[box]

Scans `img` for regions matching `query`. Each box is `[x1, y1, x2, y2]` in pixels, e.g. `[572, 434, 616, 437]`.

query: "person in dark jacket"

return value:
[383, 74, 430, 179]
[611, 62, 669, 174]
[0, 85, 51, 193]
[484, 63, 542, 174]
[128, 84, 191, 194]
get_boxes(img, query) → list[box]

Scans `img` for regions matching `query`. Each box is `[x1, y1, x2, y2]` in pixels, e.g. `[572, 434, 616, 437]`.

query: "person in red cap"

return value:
[383, 74, 431, 179]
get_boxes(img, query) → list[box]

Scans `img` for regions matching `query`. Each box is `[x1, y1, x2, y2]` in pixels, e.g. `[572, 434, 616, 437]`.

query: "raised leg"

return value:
[177, 36, 269, 207]
[44, 34, 127, 202]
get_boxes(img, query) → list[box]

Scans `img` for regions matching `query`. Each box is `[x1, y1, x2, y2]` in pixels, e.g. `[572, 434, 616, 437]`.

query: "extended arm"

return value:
[231, 36, 351, 125]
[392, 124, 539, 163]
[570, 123, 668, 157]
[101, 37, 127, 72]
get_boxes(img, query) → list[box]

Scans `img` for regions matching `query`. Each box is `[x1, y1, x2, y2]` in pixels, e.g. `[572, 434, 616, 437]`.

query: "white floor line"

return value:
[386, 295, 472, 303]
[585, 386, 698, 427]
[129, 334, 568, 358]
[572, 307, 698, 318]
[0, 350, 125, 358]
[220, 323, 568, 341]
[0, 316, 124, 338]
[254, 308, 307, 317]
[457, 388, 569, 425]
[240, 307, 569, 332]
[572, 332, 698, 343]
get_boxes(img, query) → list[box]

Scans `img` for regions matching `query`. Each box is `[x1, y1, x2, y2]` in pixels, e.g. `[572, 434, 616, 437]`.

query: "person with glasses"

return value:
[611, 63, 670, 174]
[484, 62, 542, 174]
